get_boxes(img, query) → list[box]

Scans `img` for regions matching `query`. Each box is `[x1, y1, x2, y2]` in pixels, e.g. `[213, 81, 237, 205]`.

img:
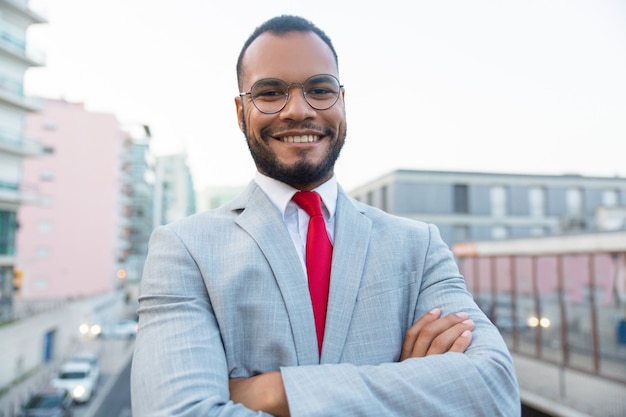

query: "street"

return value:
[72, 338, 134, 417]
[90, 358, 132, 417]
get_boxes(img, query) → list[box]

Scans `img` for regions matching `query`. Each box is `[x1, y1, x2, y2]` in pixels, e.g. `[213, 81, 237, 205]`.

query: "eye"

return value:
[255, 88, 286, 98]
[307, 87, 334, 95]
[251, 79, 288, 101]
[304, 76, 340, 99]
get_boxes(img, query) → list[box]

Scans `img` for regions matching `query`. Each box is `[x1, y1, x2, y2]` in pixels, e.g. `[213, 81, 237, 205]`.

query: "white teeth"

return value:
[282, 135, 318, 143]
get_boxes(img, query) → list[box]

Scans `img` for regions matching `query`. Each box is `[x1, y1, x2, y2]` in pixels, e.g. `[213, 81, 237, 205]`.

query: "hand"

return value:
[229, 371, 290, 417]
[400, 308, 474, 361]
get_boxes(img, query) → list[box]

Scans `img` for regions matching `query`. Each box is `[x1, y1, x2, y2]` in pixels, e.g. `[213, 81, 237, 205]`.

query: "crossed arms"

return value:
[229, 308, 475, 416]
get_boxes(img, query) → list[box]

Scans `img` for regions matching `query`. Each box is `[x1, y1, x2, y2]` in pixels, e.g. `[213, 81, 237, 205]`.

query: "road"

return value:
[91, 359, 132, 417]
[71, 338, 134, 417]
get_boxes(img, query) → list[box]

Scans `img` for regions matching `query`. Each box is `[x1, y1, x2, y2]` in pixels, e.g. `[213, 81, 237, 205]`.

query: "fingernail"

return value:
[455, 312, 469, 319]
[461, 330, 472, 338]
[463, 319, 474, 326]
[429, 308, 441, 316]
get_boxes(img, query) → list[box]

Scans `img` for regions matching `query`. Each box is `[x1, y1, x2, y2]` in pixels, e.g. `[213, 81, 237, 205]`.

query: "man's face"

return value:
[235, 31, 346, 190]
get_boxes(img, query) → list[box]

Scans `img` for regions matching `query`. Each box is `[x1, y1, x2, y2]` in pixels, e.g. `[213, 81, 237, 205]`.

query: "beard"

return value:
[242, 118, 346, 189]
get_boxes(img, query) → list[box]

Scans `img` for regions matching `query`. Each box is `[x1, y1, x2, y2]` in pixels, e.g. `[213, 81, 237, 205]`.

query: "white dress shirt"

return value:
[254, 172, 337, 275]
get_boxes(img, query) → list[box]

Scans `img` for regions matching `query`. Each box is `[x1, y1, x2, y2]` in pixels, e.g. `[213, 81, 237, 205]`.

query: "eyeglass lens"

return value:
[249, 74, 341, 114]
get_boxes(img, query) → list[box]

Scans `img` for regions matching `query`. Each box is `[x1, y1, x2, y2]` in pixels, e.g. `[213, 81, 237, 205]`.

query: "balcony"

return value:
[0, 128, 46, 156]
[0, 25, 46, 66]
[0, 74, 42, 111]
[0, 0, 48, 24]
[0, 180, 40, 205]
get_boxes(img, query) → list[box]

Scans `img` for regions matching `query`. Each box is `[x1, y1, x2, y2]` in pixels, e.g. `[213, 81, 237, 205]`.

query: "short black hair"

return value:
[236, 15, 339, 89]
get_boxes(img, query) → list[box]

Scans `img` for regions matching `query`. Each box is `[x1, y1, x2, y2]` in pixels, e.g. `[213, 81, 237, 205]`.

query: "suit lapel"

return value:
[322, 189, 372, 363]
[234, 183, 320, 364]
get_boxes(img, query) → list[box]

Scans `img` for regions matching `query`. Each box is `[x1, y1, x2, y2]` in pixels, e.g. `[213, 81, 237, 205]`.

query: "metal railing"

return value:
[456, 250, 626, 384]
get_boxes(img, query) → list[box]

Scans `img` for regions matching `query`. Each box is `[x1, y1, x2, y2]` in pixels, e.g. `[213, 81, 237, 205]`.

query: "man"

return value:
[131, 15, 520, 416]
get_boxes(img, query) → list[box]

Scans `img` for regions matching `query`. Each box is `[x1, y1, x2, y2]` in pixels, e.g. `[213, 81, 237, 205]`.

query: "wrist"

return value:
[263, 371, 289, 417]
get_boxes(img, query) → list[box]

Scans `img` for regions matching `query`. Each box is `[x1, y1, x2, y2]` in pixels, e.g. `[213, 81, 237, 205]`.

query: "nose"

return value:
[280, 83, 315, 120]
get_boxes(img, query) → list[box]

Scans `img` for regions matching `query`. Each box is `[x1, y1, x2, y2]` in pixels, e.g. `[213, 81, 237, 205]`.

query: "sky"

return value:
[25, 0, 626, 192]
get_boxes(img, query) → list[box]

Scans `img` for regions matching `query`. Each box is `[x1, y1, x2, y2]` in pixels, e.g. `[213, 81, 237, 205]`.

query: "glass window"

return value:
[37, 220, 52, 233]
[33, 278, 49, 290]
[492, 225, 508, 240]
[380, 186, 388, 212]
[39, 170, 55, 181]
[491, 186, 507, 217]
[602, 189, 619, 207]
[0, 211, 17, 255]
[529, 187, 545, 217]
[566, 188, 583, 216]
[530, 226, 547, 236]
[453, 184, 468, 214]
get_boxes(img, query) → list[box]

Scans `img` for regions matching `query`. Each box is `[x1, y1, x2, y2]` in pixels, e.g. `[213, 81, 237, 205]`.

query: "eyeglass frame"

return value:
[239, 74, 344, 115]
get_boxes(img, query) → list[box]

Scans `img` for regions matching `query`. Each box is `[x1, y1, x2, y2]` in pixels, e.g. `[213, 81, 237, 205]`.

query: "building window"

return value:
[0, 211, 17, 255]
[453, 184, 468, 214]
[566, 188, 583, 216]
[42, 120, 57, 130]
[602, 189, 619, 207]
[529, 187, 546, 218]
[39, 170, 55, 181]
[380, 186, 388, 212]
[33, 278, 49, 290]
[35, 246, 50, 258]
[491, 186, 508, 217]
[491, 225, 508, 240]
[37, 220, 52, 233]
[530, 226, 547, 236]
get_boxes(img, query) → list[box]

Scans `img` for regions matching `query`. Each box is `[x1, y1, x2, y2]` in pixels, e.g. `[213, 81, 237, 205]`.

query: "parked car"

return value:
[50, 360, 98, 403]
[69, 351, 100, 384]
[99, 319, 138, 338]
[18, 387, 74, 417]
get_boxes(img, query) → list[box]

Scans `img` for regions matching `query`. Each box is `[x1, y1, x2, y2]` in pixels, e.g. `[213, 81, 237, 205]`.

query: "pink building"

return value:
[16, 99, 123, 299]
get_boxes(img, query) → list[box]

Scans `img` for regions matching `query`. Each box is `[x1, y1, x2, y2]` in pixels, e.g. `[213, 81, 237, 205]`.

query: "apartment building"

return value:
[17, 99, 125, 300]
[117, 124, 155, 285]
[0, 0, 46, 320]
[349, 169, 626, 246]
[153, 152, 196, 226]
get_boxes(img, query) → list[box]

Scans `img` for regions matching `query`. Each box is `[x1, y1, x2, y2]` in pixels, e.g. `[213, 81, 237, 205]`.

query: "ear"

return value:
[235, 96, 245, 132]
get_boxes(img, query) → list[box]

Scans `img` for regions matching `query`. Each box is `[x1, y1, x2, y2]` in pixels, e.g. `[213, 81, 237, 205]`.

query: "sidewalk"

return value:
[513, 354, 626, 417]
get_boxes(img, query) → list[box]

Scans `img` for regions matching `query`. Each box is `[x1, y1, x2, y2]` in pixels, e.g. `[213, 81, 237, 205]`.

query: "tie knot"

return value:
[292, 191, 323, 217]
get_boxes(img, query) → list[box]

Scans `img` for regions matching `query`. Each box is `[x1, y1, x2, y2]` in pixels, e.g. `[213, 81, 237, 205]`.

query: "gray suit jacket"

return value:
[131, 182, 520, 416]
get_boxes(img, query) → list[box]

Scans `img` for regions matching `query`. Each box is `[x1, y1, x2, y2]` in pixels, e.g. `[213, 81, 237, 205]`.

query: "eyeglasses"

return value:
[239, 74, 343, 114]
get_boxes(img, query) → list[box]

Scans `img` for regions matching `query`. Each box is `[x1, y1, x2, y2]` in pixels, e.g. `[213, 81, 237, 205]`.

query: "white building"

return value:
[154, 153, 195, 225]
[0, 0, 46, 320]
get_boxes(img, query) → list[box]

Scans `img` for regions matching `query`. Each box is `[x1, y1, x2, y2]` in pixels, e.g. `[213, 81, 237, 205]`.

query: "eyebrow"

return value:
[252, 78, 286, 88]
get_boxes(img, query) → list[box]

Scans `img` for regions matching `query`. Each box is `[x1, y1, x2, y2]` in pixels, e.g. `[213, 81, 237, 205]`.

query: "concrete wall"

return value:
[0, 291, 125, 389]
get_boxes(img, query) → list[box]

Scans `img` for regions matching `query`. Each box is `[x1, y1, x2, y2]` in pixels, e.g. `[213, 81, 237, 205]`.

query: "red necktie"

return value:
[292, 191, 332, 355]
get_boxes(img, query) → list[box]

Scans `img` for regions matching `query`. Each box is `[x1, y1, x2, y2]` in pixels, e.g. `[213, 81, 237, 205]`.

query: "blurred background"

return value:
[1, 1, 625, 416]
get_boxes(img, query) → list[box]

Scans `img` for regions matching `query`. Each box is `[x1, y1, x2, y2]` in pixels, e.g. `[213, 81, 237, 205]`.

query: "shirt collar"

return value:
[254, 171, 337, 220]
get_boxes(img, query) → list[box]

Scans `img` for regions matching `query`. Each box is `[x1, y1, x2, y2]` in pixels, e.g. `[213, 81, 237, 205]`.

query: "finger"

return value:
[448, 329, 473, 353]
[400, 308, 441, 361]
[425, 319, 475, 355]
[409, 313, 471, 358]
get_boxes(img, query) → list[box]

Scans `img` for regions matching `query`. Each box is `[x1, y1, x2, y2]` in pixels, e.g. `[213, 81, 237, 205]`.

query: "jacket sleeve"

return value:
[279, 224, 521, 417]
[130, 225, 271, 417]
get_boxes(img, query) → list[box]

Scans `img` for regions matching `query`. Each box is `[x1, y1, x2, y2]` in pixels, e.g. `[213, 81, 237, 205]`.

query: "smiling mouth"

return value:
[279, 135, 321, 143]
